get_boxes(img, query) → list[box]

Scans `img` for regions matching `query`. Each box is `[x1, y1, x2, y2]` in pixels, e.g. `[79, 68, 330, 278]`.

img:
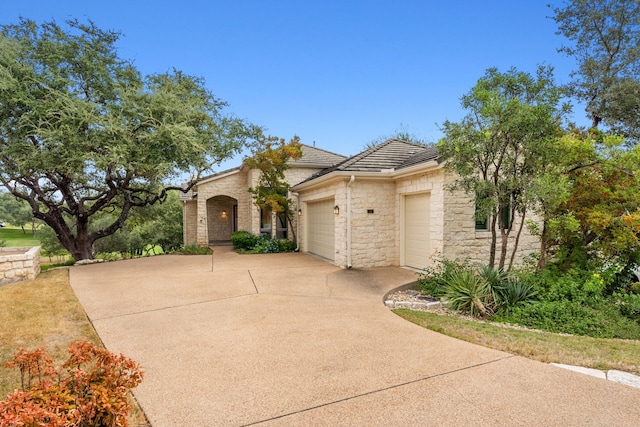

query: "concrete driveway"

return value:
[69, 248, 640, 426]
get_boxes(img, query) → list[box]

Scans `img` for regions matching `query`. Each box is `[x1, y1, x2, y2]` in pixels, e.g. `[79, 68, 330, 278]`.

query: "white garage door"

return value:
[307, 199, 335, 261]
[404, 193, 430, 269]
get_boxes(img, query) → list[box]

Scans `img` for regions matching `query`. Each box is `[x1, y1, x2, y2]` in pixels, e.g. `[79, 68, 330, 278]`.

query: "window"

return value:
[474, 201, 510, 231]
[276, 213, 287, 239]
[260, 208, 272, 236]
[475, 203, 489, 230]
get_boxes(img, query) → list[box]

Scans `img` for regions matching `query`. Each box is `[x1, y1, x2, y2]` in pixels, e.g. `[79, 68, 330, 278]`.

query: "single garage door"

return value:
[404, 193, 430, 269]
[307, 199, 335, 261]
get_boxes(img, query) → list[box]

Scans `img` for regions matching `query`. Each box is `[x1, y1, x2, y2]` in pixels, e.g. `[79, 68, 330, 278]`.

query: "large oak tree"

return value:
[0, 19, 260, 260]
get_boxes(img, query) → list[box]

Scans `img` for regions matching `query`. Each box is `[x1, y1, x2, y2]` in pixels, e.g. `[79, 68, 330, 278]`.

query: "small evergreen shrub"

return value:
[231, 231, 262, 251]
[173, 244, 213, 255]
[616, 292, 640, 322]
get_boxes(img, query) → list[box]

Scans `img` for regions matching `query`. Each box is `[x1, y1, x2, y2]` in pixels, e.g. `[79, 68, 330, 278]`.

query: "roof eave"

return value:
[392, 160, 442, 180]
[292, 160, 442, 191]
[193, 167, 243, 187]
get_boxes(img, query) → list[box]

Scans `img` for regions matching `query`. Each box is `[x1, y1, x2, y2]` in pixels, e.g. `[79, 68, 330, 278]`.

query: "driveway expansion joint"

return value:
[241, 355, 516, 426]
[90, 292, 260, 321]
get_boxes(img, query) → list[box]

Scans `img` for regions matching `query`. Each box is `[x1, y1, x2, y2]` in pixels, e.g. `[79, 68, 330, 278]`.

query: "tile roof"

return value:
[298, 139, 440, 184]
[292, 144, 347, 167]
[180, 144, 346, 200]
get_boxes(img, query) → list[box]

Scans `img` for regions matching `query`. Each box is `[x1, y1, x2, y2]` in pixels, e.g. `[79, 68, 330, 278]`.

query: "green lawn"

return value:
[0, 227, 41, 247]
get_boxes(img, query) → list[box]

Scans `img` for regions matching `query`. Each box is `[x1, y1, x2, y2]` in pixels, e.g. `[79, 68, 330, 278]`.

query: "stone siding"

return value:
[183, 200, 197, 246]
[348, 179, 397, 268]
[441, 172, 540, 266]
[0, 246, 41, 285]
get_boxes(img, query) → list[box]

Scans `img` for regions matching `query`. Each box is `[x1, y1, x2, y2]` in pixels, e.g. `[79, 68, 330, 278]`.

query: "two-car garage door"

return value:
[306, 199, 335, 261]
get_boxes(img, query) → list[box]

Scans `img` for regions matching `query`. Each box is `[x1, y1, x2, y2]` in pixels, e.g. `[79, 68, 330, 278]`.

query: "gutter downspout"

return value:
[290, 192, 300, 251]
[346, 175, 355, 269]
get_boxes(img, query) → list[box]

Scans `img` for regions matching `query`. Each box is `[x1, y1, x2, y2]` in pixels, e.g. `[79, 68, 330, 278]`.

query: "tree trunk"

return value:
[537, 220, 549, 270]
[498, 229, 508, 270]
[489, 215, 497, 269]
[286, 213, 297, 244]
[508, 209, 526, 272]
[38, 211, 96, 262]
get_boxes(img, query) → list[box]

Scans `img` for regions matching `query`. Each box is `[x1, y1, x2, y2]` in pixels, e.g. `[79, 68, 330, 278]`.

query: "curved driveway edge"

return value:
[69, 249, 640, 426]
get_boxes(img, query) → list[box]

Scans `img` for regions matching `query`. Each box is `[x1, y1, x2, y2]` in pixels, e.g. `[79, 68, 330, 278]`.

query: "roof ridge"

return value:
[299, 143, 347, 159]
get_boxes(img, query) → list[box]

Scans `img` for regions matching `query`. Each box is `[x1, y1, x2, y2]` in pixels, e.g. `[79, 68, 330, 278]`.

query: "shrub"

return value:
[231, 231, 262, 251]
[231, 231, 296, 253]
[253, 237, 296, 253]
[615, 292, 640, 322]
[493, 299, 640, 339]
[173, 244, 213, 255]
[0, 341, 143, 426]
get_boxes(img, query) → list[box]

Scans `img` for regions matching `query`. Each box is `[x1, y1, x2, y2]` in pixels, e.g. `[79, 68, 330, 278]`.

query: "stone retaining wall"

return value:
[0, 246, 41, 285]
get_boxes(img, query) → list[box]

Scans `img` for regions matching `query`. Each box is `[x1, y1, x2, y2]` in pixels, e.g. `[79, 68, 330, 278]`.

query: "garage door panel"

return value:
[307, 199, 335, 261]
[404, 194, 430, 269]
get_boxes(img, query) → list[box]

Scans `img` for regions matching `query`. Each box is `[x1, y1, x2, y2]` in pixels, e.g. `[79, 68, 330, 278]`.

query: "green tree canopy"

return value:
[550, 129, 640, 267]
[438, 66, 568, 270]
[0, 19, 261, 260]
[551, 0, 640, 141]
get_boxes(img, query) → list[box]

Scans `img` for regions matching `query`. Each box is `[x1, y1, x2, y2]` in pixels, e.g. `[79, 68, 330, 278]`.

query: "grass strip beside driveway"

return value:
[394, 309, 640, 376]
[0, 268, 147, 426]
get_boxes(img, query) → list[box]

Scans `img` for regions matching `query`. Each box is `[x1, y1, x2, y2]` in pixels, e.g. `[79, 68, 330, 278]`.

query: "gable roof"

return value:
[296, 139, 440, 186]
[179, 144, 347, 201]
[291, 144, 347, 167]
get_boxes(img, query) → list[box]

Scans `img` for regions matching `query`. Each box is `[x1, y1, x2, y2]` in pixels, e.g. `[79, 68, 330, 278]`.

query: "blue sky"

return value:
[4, 1, 585, 170]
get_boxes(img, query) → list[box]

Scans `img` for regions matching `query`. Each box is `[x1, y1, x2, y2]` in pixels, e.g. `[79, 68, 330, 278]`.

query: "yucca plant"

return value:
[494, 277, 539, 308]
[443, 270, 495, 318]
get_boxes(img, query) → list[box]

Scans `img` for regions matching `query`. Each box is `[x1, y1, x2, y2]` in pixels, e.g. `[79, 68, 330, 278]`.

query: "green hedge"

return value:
[231, 231, 296, 253]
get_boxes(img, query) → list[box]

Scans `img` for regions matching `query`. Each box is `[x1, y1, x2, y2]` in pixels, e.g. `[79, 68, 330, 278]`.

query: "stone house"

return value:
[292, 139, 540, 269]
[183, 139, 540, 269]
[181, 144, 347, 246]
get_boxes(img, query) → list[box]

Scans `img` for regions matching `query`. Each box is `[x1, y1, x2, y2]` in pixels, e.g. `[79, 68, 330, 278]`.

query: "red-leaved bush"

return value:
[0, 341, 144, 427]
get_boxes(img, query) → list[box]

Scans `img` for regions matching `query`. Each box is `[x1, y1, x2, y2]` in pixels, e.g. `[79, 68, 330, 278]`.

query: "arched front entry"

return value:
[206, 195, 238, 244]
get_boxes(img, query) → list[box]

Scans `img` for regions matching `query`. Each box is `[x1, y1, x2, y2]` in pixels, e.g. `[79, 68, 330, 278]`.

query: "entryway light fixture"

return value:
[221, 210, 227, 218]
[298, 209, 302, 216]
[334, 205, 340, 215]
